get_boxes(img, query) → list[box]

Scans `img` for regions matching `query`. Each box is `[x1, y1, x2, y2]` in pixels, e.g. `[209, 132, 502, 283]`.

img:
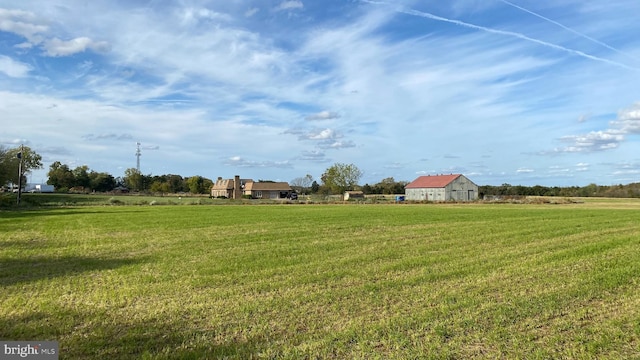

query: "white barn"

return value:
[405, 174, 478, 201]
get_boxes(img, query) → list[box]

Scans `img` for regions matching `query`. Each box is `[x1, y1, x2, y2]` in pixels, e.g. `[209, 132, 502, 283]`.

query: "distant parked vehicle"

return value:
[289, 192, 298, 200]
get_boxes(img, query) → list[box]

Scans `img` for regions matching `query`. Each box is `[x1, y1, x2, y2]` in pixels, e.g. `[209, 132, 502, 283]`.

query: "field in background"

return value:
[1, 201, 639, 358]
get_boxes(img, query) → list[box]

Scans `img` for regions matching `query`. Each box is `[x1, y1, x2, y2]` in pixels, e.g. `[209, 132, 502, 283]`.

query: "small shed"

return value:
[405, 174, 478, 201]
[344, 191, 365, 200]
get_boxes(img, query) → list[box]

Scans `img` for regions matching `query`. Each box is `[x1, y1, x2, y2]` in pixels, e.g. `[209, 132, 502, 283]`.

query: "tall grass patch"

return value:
[1, 203, 639, 358]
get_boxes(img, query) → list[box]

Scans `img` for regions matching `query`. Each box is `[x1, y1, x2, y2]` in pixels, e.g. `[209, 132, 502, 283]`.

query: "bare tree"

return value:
[290, 174, 314, 194]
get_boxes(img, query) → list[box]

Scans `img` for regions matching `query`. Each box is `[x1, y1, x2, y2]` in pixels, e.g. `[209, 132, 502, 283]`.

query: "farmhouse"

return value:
[244, 181, 293, 199]
[211, 176, 247, 199]
[405, 174, 478, 201]
[211, 175, 293, 199]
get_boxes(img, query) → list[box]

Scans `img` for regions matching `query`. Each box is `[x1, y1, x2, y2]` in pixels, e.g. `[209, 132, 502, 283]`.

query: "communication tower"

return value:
[136, 142, 141, 172]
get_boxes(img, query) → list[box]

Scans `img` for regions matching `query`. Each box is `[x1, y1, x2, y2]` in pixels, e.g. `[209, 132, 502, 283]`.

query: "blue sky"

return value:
[1, 0, 640, 186]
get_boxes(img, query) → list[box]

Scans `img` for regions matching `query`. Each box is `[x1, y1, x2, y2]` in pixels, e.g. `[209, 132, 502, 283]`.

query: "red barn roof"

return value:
[406, 174, 462, 189]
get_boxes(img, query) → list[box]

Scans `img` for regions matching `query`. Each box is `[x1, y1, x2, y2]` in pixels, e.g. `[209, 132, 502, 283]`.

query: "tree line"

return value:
[2, 146, 639, 198]
[479, 183, 640, 198]
[48, 164, 214, 194]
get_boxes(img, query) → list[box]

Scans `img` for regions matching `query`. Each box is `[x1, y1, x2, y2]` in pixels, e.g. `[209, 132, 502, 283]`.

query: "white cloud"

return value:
[577, 113, 590, 123]
[275, 1, 304, 11]
[181, 8, 231, 26]
[384, 162, 404, 169]
[225, 156, 293, 168]
[82, 133, 134, 141]
[516, 167, 534, 173]
[318, 140, 355, 149]
[298, 150, 327, 162]
[285, 127, 355, 149]
[575, 163, 590, 171]
[548, 166, 570, 174]
[0, 55, 31, 77]
[43, 37, 111, 57]
[0, 8, 47, 43]
[554, 102, 640, 154]
[612, 103, 640, 134]
[306, 111, 340, 121]
[245, 8, 259, 17]
[307, 128, 338, 140]
[557, 130, 625, 153]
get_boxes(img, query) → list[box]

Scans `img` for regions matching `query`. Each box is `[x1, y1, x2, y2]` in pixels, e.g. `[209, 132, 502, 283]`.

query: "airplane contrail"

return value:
[498, 0, 636, 60]
[361, 0, 639, 72]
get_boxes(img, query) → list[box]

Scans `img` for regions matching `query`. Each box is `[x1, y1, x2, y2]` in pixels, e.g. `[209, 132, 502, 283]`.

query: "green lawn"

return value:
[1, 202, 639, 359]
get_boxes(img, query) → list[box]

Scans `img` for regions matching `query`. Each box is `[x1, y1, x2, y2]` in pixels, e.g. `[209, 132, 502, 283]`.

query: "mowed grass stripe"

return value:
[1, 203, 639, 359]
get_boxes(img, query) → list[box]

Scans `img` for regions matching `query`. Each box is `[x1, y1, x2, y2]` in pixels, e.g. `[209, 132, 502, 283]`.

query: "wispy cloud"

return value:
[298, 150, 329, 162]
[245, 8, 259, 17]
[575, 163, 590, 172]
[362, 0, 640, 72]
[516, 167, 534, 173]
[225, 156, 293, 168]
[82, 133, 134, 141]
[577, 113, 590, 123]
[305, 111, 340, 121]
[498, 0, 637, 61]
[0, 55, 31, 77]
[180, 8, 231, 25]
[43, 37, 111, 57]
[318, 140, 355, 149]
[275, 1, 304, 12]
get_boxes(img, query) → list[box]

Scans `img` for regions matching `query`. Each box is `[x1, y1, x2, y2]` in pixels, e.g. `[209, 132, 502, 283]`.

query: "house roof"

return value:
[406, 174, 462, 189]
[211, 179, 234, 190]
[211, 178, 253, 190]
[244, 182, 292, 191]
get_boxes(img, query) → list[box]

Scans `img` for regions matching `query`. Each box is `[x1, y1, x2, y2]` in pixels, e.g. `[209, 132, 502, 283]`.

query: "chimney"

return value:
[234, 175, 241, 199]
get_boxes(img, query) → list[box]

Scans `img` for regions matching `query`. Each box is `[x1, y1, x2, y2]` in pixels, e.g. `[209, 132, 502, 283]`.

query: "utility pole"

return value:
[16, 144, 23, 205]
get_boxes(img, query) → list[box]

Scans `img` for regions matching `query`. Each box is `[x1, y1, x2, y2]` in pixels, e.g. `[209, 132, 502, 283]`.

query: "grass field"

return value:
[1, 199, 640, 359]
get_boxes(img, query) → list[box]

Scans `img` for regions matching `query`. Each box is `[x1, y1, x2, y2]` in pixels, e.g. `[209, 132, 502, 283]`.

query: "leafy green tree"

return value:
[0, 146, 9, 186]
[186, 176, 205, 194]
[150, 180, 170, 194]
[72, 165, 91, 189]
[167, 175, 185, 193]
[361, 183, 373, 194]
[320, 163, 363, 195]
[202, 178, 213, 194]
[311, 180, 320, 194]
[88, 171, 116, 192]
[124, 168, 143, 191]
[0, 145, 43, 187]
[377, 177, 408, 194]
[47, 161, 75, 190]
